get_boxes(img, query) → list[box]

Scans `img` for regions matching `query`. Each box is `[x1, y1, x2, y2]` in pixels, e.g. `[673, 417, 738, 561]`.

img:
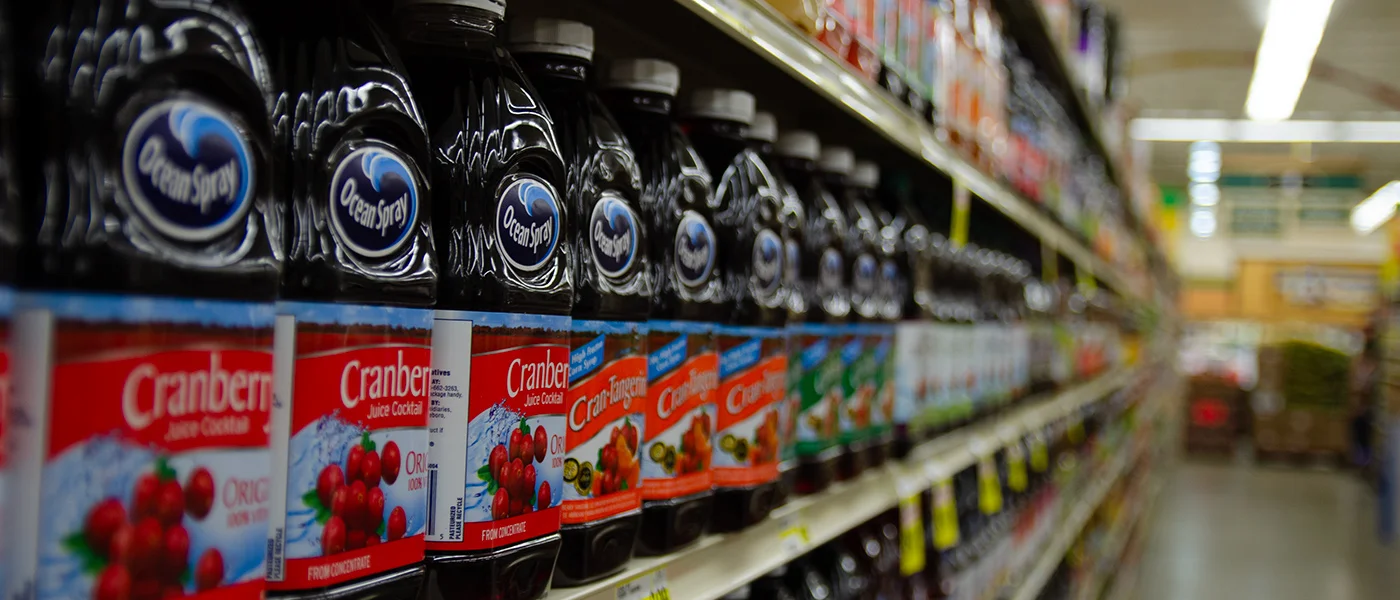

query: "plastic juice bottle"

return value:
[873, 170, 925, 455]
[819, 146, 873, 480]
[680, 89, 786, 533]
[773, 131, 847, 495]
[850, 160, 897, 466]
[8, 1, 281, 599]
[746, 112, 804, 509]
[260, 1, 437, 596]
[396, 2, 572, 599]
[598, 59, 724, 555]
[507, 19, 650, 585]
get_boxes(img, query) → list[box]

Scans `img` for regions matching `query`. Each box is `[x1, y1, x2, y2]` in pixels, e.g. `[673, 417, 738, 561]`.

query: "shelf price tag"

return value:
[1042, 241, 1058, 284]
[931, 479, 959, 550]
[1029, 432, 1049, 474]
[1068, 414, 1086, 445]
[1006, 442, 1028, 493]
[951, 182, 970, 249]
[977, 455, 1003, 515]
[778, 514, 811, 554]
[616, 568, 668, 600]
[898, 492, 926, 575]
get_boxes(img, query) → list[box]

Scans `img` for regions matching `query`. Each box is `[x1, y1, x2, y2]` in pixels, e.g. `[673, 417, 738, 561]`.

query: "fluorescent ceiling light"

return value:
[1244, 0, 1336, 121]
[1190, 183, 1220, 207]
[1190, 207, 1218, 238]
[1351, 181, 1400, 235]
[1187, 141, 1221, 182]
[1130, 118, 1400, 143]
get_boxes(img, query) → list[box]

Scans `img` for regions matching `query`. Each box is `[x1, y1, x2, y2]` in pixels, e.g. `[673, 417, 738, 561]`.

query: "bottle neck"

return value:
[600, 89, 675, 123]
[684, 118, 748, 175]
[514, 53, 590, 90]
[397, 3, 502, 48]
[748, 139, 776, 159]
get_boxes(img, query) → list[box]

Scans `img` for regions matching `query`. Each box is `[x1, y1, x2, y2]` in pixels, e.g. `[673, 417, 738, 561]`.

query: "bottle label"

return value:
[641, 321, 717, 500]
[425, 311, 568, 551]
[122, 99, 255, 242]
[779, 327, 801, 465]
[265, 302, 431, 589]
[496, 176, 562, 272]
[838, 326, 877, 445]
[712, 326, 786, 488]
[892, 323, 921, 430]
[590, 196, 642, 278]
[561, 320, 646, 525]
[752, 228, 783, 295]
[674, 212, 717, 288]
[792, 324, 845, 457]
[8, 292, 274, 599]
[328, 144, 420, 259]
[869, 325, 895, 437]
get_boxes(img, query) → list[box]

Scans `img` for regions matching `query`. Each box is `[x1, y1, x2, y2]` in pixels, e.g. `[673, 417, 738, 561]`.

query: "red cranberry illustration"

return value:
[85, 498, 126, 557]
[316, 464, 344, 509]
[519, 436, 534, 468]
[534, 426, 549, 462]
[132, 474, 159, 520]
[622, 423, 637, 453]
[94, 564, 132, 600]
[330, 484, 350, 518]
[538, 481, 552, 510]
[347, 529, 366, 551]
[194, 549, 223, 592]
[346, 445, 365, 483]
[130, 579, 161, 600]
[322, 515, 347, 555]
[388, 506, 407, 541]
[161, 585, 184, 599]
[365, 535, 381, 548]
[509, 498, 523, 517]
[129, 518, 165, 576]
[610, 427, 620, 446]
[346, 480, 368, 528]
[361, 450, 382, 488]
[381, 441, 401, 485]
[183, 468, 215, 520]
[505, 459, 524, 498]
[509, 429, 525, 462]
[108, 524, 135, 566]
[522, 464, 536, 502]
[601, 444, 617, 472]
[489, 445, 509, 482]
[492, 489, 510, 520]
[161, 525, 190, 575]
[366, 487, 385, 530]
[154, 480, 184, 527]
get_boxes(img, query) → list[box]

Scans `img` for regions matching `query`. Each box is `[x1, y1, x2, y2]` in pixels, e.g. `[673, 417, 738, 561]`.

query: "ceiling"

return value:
[1101, 0, 1400, 188]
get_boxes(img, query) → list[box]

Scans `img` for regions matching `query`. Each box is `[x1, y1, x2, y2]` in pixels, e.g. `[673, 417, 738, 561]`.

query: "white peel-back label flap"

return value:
[6, 305, 54, 600]
[427, 312, 472, 543]
[265, 314, 296, 581]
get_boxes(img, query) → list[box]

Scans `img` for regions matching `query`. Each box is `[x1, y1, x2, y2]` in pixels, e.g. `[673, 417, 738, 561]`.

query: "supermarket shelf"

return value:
[1101, 480, 1163, 600]
[544, 366, 1138, 600]
[669, 0, 1140, 301]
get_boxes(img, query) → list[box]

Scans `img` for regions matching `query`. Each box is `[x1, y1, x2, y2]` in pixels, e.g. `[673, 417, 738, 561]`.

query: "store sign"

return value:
[1276, 267, 1377, 308]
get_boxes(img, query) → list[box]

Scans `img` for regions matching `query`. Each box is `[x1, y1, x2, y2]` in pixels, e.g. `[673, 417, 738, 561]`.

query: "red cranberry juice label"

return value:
[560, 320, 646, 525]
[712, 327, 786, 488]
[641, 321, 717, 501]
[265, 302, 432, 589]
[7, 292, 274, 600]
[779, 327, 802, 465]
[426, 311, 568, 551]
[792, 324, 844, 458]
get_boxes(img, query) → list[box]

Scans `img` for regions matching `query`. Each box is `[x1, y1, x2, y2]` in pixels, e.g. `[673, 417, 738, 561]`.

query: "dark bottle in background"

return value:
[681, 88, 786, 533]
[850, 159, 896, 467]
[509, 18, 651, 586]
[600, 58, 723, 556]
[397, 2, 572, 599]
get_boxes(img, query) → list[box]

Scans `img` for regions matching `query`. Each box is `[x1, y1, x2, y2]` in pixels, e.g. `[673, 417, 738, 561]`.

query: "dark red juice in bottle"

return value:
[8, 1, 281, 598]
[508, 19, 650, 585]
[772, 131, 847, 495]
[599, 59, 723, 555]
[260, 1, 436, 597]
[878, 173, 934, 454]
[396, 2, 571, 599]
[818, 146, 873, 480]
[681, 89, 786, 533]
[850, 159, 896, 467]
[744, 112, 802, 509]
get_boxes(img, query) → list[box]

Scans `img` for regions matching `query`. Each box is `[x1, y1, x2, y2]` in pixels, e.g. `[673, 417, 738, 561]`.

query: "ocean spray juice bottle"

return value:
[745, 112, 804, 508]
[396, 2, 571, 599]
[862, 162, 911, 458]
[599, 59, 724, 555]
[261, 1, 436, 597]
[0, 4, 22, 596]
[773, 131, 847, 495]
[508, 19, 650, 585]
[7, 1, 282, 598]
[818, 146, 872, 480]
[849, 160, 897, 467]
[681, 89, 786, 532]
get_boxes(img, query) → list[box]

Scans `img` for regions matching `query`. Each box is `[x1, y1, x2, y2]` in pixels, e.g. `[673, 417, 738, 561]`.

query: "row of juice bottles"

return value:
[0, 1, 1121, 599]
[766, 0, 1133, 265]
[720, 383, 1124, 600]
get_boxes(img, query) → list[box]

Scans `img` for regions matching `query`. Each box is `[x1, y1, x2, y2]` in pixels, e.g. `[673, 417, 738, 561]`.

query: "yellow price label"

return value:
[616, 568, 667, 600]
[931, 480, 960, 550]
[778, 515, 811, 554]
[950, 183, 970, 249]
[1007, 443, 1028, 493]
[898, 493, 926, 575]
[1067, 416, 1085, 445]
[977, 456, 1003, 515]
[1029, 433, 1049, 473]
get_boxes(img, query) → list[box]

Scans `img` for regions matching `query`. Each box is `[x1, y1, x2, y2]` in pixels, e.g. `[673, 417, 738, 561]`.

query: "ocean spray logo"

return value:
[853, 253, 877, 296]
[818, 247, 843, 292]
[591, 195, 639, 277]
[329, 145, 418, 258]
[879, 259, 899, 299]
[497, 177, 561, 272]
[674, 211, 716, 287]
[122, 99, 254, 242]
[753, 228, 782, 294]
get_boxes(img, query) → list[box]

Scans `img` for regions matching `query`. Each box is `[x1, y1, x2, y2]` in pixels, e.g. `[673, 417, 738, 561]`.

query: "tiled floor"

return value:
[1133, 461, 1400, 600]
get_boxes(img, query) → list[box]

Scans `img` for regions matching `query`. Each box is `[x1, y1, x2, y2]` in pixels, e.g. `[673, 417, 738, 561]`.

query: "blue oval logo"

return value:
[121, 99, 254, 242]
[818, 247, 843, 292]
[880, 259, 899, 297]
[329, 145, 419, 258]
[674, 211, 716, 287]
[853, 253, 878, 296]
[753, 228, 782, 294]
[497, 177, 561, 272]
[590, 194, 639, 278]
[784, 238, 801, 285]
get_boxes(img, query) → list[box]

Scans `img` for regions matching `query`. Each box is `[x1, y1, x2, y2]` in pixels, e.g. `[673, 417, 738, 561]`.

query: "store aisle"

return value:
[1134, 461, 1399, 600]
